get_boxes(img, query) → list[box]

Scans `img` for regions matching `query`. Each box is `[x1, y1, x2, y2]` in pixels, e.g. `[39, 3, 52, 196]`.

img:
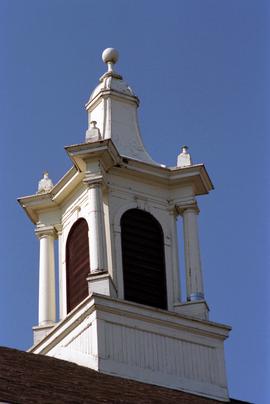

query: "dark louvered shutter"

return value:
[66, 218, 90, 313]
[121, 209, 167, 310]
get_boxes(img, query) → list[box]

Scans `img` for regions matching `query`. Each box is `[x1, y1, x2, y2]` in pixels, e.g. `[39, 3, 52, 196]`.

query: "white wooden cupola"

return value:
[18, 49, 231, 402]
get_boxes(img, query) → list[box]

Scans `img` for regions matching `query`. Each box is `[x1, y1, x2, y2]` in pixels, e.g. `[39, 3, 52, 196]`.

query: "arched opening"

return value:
[121, 209, 167, 309]
[66, 218, 90, 313]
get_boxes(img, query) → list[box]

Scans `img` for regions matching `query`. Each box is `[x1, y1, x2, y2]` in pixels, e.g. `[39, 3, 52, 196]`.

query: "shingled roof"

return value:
[0, 347, 250, 403]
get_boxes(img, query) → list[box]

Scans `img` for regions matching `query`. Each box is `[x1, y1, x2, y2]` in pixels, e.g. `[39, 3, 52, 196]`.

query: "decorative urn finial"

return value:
[37, 171, 53, 194]
[177, 146, 193, 167]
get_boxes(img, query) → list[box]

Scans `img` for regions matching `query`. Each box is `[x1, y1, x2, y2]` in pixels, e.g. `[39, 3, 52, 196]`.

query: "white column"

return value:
[182, 207, 205, 301]
[36, 227, 56, 325]
[87, 181, 108, 273]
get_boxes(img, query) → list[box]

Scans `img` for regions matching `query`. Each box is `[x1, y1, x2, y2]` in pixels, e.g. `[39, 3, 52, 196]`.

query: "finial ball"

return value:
[102, 48, 119, 64]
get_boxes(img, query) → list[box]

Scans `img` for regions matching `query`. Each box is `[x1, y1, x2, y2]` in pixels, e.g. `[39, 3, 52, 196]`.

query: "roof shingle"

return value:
[0, 347, 250, 404]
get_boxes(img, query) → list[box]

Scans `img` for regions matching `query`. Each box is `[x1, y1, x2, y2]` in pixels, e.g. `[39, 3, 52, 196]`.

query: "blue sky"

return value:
[0, 1, 269, 402]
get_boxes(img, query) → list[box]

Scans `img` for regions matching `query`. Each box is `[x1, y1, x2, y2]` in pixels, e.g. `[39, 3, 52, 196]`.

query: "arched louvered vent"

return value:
[121, 209, 167, 310]
[66, 218, 90, 313]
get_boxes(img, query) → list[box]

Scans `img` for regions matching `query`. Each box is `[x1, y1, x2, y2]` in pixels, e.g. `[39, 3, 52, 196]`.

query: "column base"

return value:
[33, 323, 56, 345]
[174, 300, 209, 321]
[87, 272, 117, 298]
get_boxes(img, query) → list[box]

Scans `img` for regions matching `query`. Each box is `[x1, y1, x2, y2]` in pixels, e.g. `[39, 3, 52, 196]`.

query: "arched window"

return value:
[66, 218, 90, 313]
[121, 209, 167, 310]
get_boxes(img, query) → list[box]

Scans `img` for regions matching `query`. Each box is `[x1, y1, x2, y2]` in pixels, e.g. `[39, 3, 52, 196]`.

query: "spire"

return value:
[85, 48, 156, 164]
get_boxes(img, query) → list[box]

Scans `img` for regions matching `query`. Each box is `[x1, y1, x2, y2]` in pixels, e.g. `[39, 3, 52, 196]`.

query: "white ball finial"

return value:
[102, 48, 119, 65]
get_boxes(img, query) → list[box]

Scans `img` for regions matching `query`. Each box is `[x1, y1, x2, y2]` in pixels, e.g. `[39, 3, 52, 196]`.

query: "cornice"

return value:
[65, 139, 121, 173]
[111, 157, 214, 195]
[18, 139, 214, 225]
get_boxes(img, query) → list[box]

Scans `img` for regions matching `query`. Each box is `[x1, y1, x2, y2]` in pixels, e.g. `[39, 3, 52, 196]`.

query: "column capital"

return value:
[176, 199, 200, 216]
[35, 225, 57, 239]
[83, 175, 104, 188]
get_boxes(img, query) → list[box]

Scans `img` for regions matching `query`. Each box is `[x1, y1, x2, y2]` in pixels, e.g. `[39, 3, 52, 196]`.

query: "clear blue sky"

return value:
[0, 1, 269, 403]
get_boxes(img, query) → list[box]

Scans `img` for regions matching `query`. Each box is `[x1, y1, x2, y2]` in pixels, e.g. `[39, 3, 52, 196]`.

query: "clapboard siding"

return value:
[66, 219, 90, 312]
[121, 209, 167, 309]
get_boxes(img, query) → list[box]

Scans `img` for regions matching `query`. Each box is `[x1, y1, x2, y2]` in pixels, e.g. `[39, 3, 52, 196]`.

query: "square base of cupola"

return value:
[29, 293, 230, 402]
[87, 272, 117, 297]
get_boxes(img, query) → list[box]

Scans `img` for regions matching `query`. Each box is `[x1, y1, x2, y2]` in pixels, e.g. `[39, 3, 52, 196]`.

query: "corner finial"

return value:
[85, 120, 101, 143]
[37, 171, 53, 194]
[102, 48, 119, 73]
[177, 145, 193, 167]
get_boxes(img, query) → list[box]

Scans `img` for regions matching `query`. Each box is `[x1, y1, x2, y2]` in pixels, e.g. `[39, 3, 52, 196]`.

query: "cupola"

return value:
[18, 48, 231, 402]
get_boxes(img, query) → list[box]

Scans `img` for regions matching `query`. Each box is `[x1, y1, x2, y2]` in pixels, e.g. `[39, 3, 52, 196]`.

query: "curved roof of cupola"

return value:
[88, 48, 138, 104]
[85, 48, 156, 165]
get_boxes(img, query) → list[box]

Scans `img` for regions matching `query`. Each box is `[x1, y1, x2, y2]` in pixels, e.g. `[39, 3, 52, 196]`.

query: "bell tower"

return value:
[18, 48, 231, 402]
